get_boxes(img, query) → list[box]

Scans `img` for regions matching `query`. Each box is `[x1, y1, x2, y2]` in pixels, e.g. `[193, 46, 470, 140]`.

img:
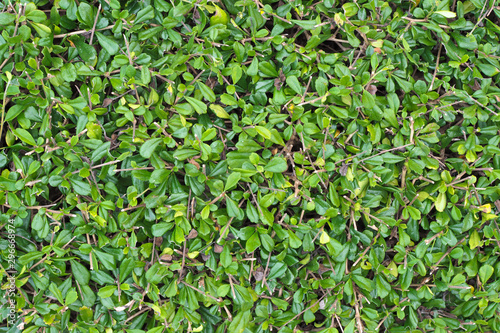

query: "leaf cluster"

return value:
[1, 0, 500, 332]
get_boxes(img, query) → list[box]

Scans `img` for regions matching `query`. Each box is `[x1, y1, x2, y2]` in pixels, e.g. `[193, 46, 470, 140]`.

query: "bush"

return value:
[1, 0, 500, 332]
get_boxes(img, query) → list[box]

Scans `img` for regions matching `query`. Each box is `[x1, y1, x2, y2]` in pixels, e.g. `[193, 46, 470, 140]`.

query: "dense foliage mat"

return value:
[2, 0, 500, 332]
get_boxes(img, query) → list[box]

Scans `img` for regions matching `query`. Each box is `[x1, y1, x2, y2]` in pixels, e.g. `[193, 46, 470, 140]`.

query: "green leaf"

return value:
[61, 63, 77, 82]
[49, 283, 65, 304]
[18, 251, 44, 265]
[304, 309, 315, 324]
[477, 63, 500, 76]
[228, 310, 251, 333]
[247, 57, 259, 76]
[5, 105, 24, 122]
[221, 245, 232, 268]
[75, 38, 97, 64]
[93, 250, 116, 270]
[259, 62, 278, 77]
[98, 285, 117, 298]
[452, 32, 478, 50]
[362, 89, 376, 109]
[434, 11, 456, 18]
[255, 126, 272, 140]
[352, 274, 373, 292]
[267, 262, 287, 280]
[479, 265, 493, 284]
[288, 230, 302, 248]
[119, 258, 135, 283]
[245, 232, 261, 253]
[71, 178, 91, 196]
[13, 128, 37, 146]
[96, 32, 120, 55]
[260, 233, 275, 252]
[286, 75, 302, 94]
[77, 2, 94, 26]
[291, 19, 317, 30]
[376, 275, 391, 298]
[30, 22, 51, 37]
[264, 157, 288, 173]
[65, 290, 78, 305]
[198, 82, 216, 102]
[185, 96, 207, 114]
[152, 222, 172, 237]
[174, 225, 185, 243]
[0, 13, 16, 25]
[91, 141, 111, 162]
[134, 5, 155, 24]
[382, 152, 405, 164]
[435, 192, 446, 212]
[140, 138, 162, 158]
[225, 172, 241, 192]
[226, 196, 240, 218]
[210, 104, 230, 119]
[138, 26, 163, 40]
[71, 260, 90, 285]
[27, 10, 47, 23]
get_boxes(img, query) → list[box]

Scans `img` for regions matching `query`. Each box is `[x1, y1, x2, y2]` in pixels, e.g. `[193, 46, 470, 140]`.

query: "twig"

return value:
[261, 249, 273, 288]
[429, 43, 442, 91]
[457, 90, 498, 115]
[376, 297, 409, 330]
[297, 93, 328, 106]
[327, 37, 350, 43]
[279, 294, 328, 329]
[429, 237, 466, 273]
[354, 292, 364, 333]
[114, 167, 155, 172]
[217, 198, 244, 242]
[0, 232, 37, 248]
[178, 240, 186, 283]
[181, 281, 220, 302]
[53, 25, 115, 38]
[121, 203, 146, 212]
[401, 16, 450, 29]
[0, 3, 24, 72]
[0, 262, 32, 305]
[0, 77, 12, 146]
[89, 3, 101, 45]
[124, 308, 150, 323]
[469, 0, 490, 36]
[301, 77, 312, 103]
[1, 203, 76, 217]
[353, 143, 413, 165]
[351, 233, 381, 268]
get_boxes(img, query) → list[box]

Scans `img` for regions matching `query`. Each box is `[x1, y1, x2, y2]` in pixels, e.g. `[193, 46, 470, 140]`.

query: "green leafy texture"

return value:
[264, 157, 287, 173]
[0, 13, 16, 25]
[435, 192, 447, 212]
[228, 310, 251, 333]
[1, 1, 500, 332]
[140, 138, 162, 158]
[74, 37, 97, 65]
[198, 82, 216, 102]
[95, 32, 120, 55]
[185, 96, 207, 114]
[70, 260, 90, 285]
[245, 232, 261, 253]
[210, 104, 230, 119]
[13, 128, 36, 146]
[225, 172, 241, 192]
[61, 63, 77, 82]
[286, 75, 302, 94]
[134, 5, 155, 24]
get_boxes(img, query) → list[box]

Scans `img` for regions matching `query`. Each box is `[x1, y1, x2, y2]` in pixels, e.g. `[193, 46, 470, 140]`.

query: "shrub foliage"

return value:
[1, 0, 500, 332]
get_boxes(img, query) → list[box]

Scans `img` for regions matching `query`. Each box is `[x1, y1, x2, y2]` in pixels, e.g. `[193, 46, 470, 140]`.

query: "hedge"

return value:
[1, 0, 500, 332]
